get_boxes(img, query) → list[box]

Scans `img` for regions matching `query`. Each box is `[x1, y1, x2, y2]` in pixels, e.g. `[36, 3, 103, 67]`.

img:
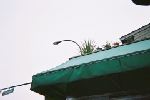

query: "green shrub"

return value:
[80, 40, 96, 55]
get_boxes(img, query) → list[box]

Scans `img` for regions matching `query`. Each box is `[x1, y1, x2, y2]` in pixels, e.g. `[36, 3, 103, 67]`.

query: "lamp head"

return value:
[53, 41, 62, 45]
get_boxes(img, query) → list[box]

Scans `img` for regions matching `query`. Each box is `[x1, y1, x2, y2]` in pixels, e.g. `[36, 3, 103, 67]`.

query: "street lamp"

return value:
[53, 40, 82, 52]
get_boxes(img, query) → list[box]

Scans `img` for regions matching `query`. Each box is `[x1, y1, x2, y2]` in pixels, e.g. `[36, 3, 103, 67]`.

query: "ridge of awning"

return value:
[36, 39, 150, 75]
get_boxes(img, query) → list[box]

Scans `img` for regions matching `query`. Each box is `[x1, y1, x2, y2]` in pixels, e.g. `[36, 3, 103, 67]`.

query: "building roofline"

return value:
[120, 23, 150, 40]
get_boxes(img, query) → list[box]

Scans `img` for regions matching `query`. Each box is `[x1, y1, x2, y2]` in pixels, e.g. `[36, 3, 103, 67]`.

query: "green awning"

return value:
[31, 39, 150, 99]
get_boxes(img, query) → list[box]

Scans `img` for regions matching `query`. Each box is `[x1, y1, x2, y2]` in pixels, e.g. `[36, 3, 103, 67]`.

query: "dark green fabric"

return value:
[31, 49, 150, 95]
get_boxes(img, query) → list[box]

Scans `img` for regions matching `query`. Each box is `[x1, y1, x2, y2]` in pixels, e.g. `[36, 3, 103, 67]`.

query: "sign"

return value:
[2, 88, 14, 96]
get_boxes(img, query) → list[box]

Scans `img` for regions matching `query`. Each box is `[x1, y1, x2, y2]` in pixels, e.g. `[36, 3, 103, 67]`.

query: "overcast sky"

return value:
[0, 0, 150, 100]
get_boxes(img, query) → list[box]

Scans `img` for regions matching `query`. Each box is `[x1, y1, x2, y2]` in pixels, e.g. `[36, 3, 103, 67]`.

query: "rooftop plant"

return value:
[80, 40, 96, 55]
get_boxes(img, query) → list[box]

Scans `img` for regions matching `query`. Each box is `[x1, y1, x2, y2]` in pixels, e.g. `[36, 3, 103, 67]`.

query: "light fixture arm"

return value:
[53, 40, 82, 52]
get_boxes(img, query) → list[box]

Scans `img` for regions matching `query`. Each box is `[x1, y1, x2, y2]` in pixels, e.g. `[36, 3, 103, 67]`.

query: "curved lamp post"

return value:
[53, 40, 82, 52]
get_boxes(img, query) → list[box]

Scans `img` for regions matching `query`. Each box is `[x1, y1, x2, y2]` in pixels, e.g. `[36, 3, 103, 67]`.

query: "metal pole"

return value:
[0, 82, 31, 91]
[53, 40, 82, 52]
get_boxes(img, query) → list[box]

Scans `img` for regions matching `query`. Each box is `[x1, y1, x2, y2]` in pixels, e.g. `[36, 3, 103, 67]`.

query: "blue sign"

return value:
[2, 88, 14, 96]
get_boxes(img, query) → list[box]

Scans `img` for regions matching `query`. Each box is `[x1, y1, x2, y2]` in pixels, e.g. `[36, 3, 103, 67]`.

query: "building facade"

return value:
[120, 23, 150, 44]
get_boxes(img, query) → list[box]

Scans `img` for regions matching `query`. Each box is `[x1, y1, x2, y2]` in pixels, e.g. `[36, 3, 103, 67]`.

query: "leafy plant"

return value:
[103, 42, 111, 50]
[80, 40, 96, 55]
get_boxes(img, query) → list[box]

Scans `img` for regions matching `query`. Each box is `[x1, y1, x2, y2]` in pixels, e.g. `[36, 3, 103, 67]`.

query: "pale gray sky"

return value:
[0, 0, 150, 100]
